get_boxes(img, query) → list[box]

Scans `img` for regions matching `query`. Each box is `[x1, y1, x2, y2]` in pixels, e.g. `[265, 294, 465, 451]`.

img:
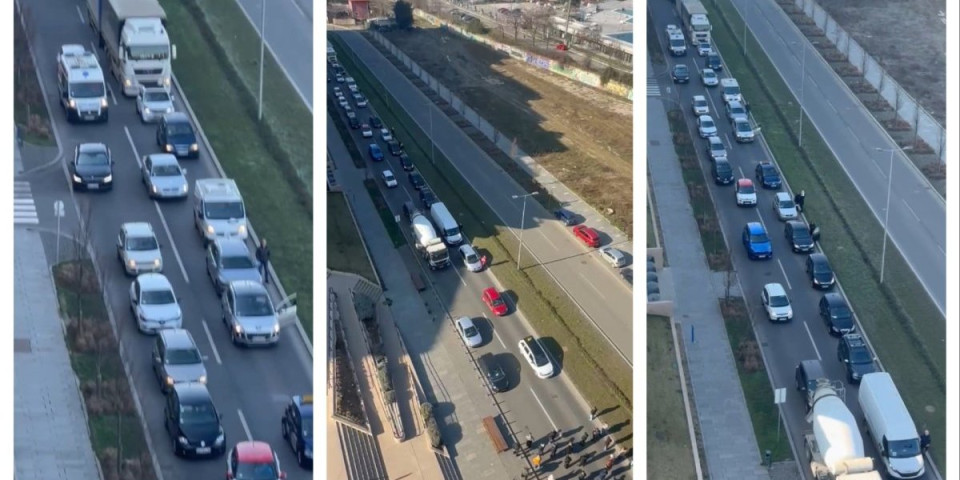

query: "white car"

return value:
[773, 192, 798, 220]
[697, 41, 714, 56]
[459, 244, 483, 272]
[692, 95, 709, 115]
[599, 247, 628, 268]
[343, 105, 353, 114]
[333, 86, 341, 95]
[361, 124, 373, 138]
[118, 222, 163, 275]
[335, 75, 344, 83]
[701, 68, 719, 87]
[129, 273, 183, 334]
[338, 97, 349, 108]
[356, 96, 368, 107]
[697, 115, 717, 138]
[706, 136, 727, 161]
[456, 316, 483, 348]
[735, 178, 758, 206]
[382, 170, 398, 188]
[136, 86, 175, 123]
[519, 336, 554, 379]
[380, 128, 393, 142]
[761, 283, 793, 322]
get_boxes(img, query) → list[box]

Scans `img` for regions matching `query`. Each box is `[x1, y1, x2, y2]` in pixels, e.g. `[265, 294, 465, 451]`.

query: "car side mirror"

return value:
[172, 44, 178, 60]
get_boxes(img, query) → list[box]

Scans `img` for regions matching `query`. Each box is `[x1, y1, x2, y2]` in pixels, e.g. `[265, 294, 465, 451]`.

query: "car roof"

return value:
[702, 68, 715, 74]
[737, 178, 754, 187]
[369, 144, 380, 150]
[698, 115, 712, 121]
[235, 441, 275, 463]
[229, 280, 268, 295]
[147, 153, 179, 166]
[764, 283, 787, 296]
[172, 382, 213, 403]
[215, 238, 251, 257]
[842, 333, 867, 348]
[693, 95, 706, 101]
[822, 292, 846, 305]
[460, 244, 476, 253]
[382, 170, 394, 176]
[292, 395, 314, 416]
[708, 135, 723, 144]
[163, 112, 190, 123]
[159, 328, 196, 349]
[78, 142, 108, 153]
[787, 220, 808, 230]
[123, 222, 156, 237]
[746, 222, 765, 234]
[601, 246, 623, 258]
[809, 252, 828, 263]
[456, 316, 475, 328]
[758, 162, 775, 170]
[799, 359, 825, 376]
[483, 287, 498, 296]
[137, 273, 173, 290]
[775, 192, 792, 201]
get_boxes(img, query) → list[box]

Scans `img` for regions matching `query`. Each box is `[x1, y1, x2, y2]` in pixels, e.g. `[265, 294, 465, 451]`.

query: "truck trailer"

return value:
[411, 211, 450, 269]
[676, 0, 712, 43]
[803, 380, 881, 480]
[87, 0, 176, 96]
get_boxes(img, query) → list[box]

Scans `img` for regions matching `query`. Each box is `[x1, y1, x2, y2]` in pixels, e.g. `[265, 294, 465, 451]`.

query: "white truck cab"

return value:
[56, 45, 109, 123]
[194, 179, 248, 243]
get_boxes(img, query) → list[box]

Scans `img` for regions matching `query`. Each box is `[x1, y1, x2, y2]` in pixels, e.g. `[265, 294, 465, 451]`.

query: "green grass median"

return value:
[647, 316, 699, 479]
[328, 191, 378, 282]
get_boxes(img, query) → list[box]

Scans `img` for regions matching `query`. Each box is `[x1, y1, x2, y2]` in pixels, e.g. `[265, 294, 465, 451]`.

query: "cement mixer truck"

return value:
[410, 210, 450, 270]
[803, 379, 881, 480]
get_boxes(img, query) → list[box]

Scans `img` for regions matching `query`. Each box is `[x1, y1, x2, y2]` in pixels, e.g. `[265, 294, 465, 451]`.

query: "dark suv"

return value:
[754, 162, 782, 189]
[156, 112, 199, 159]
[369, 116, 383, 129]
[805, 253, 835, 289]
[164, 382, 225, 457]
[784, 221, 815, 253]
[479, 353, 510, 392]
[837, 334, 877, 384]
[795, 359, 826, 409]
[819, 293, 855, 336]
[712, 159, 735, 185]
[282, 394, 314, 468]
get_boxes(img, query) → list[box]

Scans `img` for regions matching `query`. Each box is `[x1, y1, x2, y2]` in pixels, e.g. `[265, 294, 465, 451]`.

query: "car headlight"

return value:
[852, 372, 862, 379]
[190, 143, 199, 151]
[127, 259, 136, 269]
[215, 432, 225, 445]
[273, 323, 280, 334]
[165, 376, 174, 386]
[238, 225, 246, 235]
[206, 225, 215, 234]
[103, 174, 112, 183]
[813, 278, 821, 284]
[181, 184, 189, 192]
[124, 78, 132, 87]
[178, 435, 189, 445]
[101, 97, 109, 108]
[151, 185, 158, 194]
[153, 259, 161, 267]
[143, 107, 151, 114]
[68, 99, 76, 108]
[166, 107, 174, 113]
[163, 77, 171, 87]
[165, 144, 173, 152]
[234, 324, 243, 334]
[198, 375, 207, 384]
[73, 174, 82, 183]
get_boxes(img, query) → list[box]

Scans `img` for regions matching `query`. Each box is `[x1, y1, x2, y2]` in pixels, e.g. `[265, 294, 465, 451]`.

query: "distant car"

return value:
[761, 283, 793, 322]
[697, 40, 713, 56]
[806, 253, 836, 289]
[838, 334, 877, 384]
[701, 68, 719, 87]
[742, 222, 772, 260]
[141, 153, 188, 199]
[599, 247, 628, 268]
[354, 95, 368, 107]
[338, 97, 349, 109]
[735, 178, 757, 206]
[387, 140, 402, 156]
[343, 104, 353, 115]
[206, 238, 262, 295]
[347, 115, 360, 129]
[382, 170, 398, 188]
[71, 142, 114, 191]
[482, 288, 508, 316]
[156, 112, 199, 159]
[459, 244, 483, 272]
[408, 171, 425, 190]
[118, 222, 163, 275]
[706, 135, 727, 161]
[706, 52, 722, 70]
[332, 86, 341, 95]
[369, 116, 383, 129]
[136, 86, 175, 123]
[712, 159, 735, 185]
[773, 192, 798, 220]
[692, 95, 710, 115]
[785, 221, 815, 253]
[572, 225, 601, 248]
[398, 153, 414, 171]
[554, 208, 577, 226]
[697, 115, 717, 138]
[336, 74, 344, 83]
[368, 144, 384, 162]
[165, 382, 225, 457]
[361, 124, 373, 138]
[671, 64, 690, 83]
[152, 328, 206, 391]
[820, 292, 855, 336]
[419, 188, 437, 209]
[221, 281, 280, 346]
[479, 353, 510, 392]
[519, 336, 554, 379]
[226, 441, 286, 480]
[282, 395, 314, 468]
[755, 162, 782, 189]
[380, 128, 393, 142]
[129, 273, 182, 333]
[456, 316, 483, 347]
[726, 100, 748, 124]
[733, 118, 755, 142]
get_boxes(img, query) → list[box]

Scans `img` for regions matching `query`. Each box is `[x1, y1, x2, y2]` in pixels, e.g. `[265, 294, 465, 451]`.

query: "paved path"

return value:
[14, 228, 102, 480]
[647, 77, 770, 480]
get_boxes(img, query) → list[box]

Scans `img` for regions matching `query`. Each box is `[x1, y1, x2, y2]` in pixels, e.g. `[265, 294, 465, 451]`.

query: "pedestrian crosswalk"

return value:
[647, 77, 660, 97]
[14, 181, 38, 225]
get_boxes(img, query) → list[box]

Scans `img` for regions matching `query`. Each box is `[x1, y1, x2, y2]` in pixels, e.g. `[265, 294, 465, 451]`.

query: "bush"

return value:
[420, 402, 433, 421]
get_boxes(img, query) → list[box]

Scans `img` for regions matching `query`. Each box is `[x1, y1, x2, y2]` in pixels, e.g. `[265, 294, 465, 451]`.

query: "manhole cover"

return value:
[14, 338, 31, 353]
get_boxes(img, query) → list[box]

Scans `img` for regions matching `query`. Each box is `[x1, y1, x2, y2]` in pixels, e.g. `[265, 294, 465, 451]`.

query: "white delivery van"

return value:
[429, 202, 462, 245]
[194, 178, 248, 243]
[56, 45, 109, 122]
[858, 372, 925, 479]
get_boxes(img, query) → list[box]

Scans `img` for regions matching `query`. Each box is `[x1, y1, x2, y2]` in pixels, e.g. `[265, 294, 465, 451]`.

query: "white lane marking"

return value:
[938, 244, 945, 255]
[76, 5, 84, 23]
[738, 166, 745, 177]
[108, 85, 118, 105]
[124, 127, 190, 283]
[527, 387, 559, 431]
[201, 319, 223, 365]
[450, 257, 467, 287]
[754, 209, 766, 230]
[901, 198, 920, 222]
[538, 229, 560, 251]
[802, 321, 822, 361]
[287, 0, 311, 21]
[579, 271, 606, 300]
[493, 328, 507, 349]
[777, 259, 792, 290]
[238, 409, 254, 440]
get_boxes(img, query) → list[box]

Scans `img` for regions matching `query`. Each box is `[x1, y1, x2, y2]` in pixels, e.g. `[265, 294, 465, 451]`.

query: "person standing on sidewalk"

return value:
[578, 431, 588, 448]
[589, 406, 598, 421]
[256, 238, 271, 284]
[920, 429, 931, 452]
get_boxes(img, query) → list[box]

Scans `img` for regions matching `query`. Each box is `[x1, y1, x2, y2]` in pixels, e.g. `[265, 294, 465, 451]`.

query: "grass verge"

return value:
[707, 0, 946, 466]
[363, 179, 407, 248]
[13, 4, 54, 146]
[160, 0, 313, 337]
[54, 260, 157, 480]
[330, 33, 633, 448]
[328, 191, 378, 282]
[647, 316, 698, 480]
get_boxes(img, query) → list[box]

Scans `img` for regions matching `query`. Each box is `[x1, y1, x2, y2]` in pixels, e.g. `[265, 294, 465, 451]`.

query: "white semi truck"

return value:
[803, 380, 882, 480]
[429, 202, 462, 245]
[87, 0, 176, 96]
[676, 0, 712, 44]
[411, 211, 450, 269]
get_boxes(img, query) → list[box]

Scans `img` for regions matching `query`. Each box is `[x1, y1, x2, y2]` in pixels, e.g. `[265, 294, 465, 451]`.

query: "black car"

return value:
[837, 334, 877, 383]
[387, 140, 403, 156]
[164, 382, 225, 457]
[754, 162, 781, 189]
[712, 159, 735, 185]
[282, 394, 314, 468]
[819, 292, 855, 336]
[784, 221, 815, 253]
[554, 208, 577, 226]
[156, 112, 199, 159]
[706, 52, 722, 71]
[408, 171, 425, 190]
[805, 253, 835, 289]
[398, 153, 414, 171]
[420, 188, 437, 208]
[71, 143, 113, 191]
[369, 116, 383, 129]
[479, 353, 510, 392]
[671, 64, 690, 83]
[348, 115, 360, 129]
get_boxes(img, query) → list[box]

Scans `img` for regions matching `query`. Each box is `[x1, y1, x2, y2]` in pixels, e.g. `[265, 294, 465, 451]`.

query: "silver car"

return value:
[222, 281, 280, 346]
[142, 153, 188, 199]
[136, 86, 175, 123]
[130, 273, 182, 334]
[206, 238, 262, 294]
[455, 316, 482, 348]
[117, 222, 163, 275]
[152, 328, 207, 391]
[599, 246, 628, 268]
[697, 115, 718, 138]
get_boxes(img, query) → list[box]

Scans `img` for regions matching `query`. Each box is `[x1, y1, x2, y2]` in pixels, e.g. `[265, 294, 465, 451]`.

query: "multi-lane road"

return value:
[648, 3, 938, 479]
[28, 1, 312, 479]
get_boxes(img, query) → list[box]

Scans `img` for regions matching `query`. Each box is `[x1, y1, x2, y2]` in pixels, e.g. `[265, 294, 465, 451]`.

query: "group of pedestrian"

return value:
[517, 406, 632, 479]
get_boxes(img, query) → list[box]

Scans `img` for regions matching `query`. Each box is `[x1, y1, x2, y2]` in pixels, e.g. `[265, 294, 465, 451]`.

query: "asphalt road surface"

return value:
[334, 31, 636, 365]
[30, 2, 313, 479]
[649, 4, 938, 480]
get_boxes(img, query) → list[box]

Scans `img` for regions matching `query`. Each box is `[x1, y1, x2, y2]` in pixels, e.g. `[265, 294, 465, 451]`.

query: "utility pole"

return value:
[511, 192, 539, 270]
[258, 0, 266, 121]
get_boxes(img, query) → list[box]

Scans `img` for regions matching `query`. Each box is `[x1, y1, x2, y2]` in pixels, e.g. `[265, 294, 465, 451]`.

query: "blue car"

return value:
[368, 143, 384, 162]
[755, 162, 782, 189]
[742, 222, 772, 260]
[282, 394, 313, 468]
[554, 208, 577, 226]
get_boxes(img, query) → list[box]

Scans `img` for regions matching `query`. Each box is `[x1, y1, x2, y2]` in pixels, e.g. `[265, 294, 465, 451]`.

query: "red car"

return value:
[556, 43, 569, 51]
[226, 441, 287, 480]
[482, 288, 508, 316]
[572, 225, 601, 248]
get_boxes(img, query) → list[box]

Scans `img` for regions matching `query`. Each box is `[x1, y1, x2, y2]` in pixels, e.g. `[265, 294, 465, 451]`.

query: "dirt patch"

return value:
[382, 26, 634, 234]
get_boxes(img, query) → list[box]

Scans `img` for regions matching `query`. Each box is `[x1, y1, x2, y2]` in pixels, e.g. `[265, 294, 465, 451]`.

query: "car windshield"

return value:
[127, 44, 169, 60]
[141, 289, 175, 305]
[235, 462, 278, 480]
[675, 65, 687, 74]
[737, 121, 751, 132]
[167, 348, 202, 365]
[695, 100, 706, 107]
[152, 165, 181, 176]
[830, 305, 852, 319]
[769, 295, 789, 307]
[739, 185, 755, 194]
[126, 235, 158, 251]
[236, 293, 274, 317]
[711, 143, 724, 151]
[204, 201, 245, 220]
[465, 253, 479, 263]
[144, 91, 170, 103]
[813, 262, 830, 273]
[528, 343, 548, 366]
[750, 233, 769, 243]
[463, 325, 479, 337]
[724, 86, 740, 96]
[70, 82, 105, 98]
[223, 254, 255, 269]
[166, 123, 194, 136]
[779, 199, 795, 208]
[78, 151, 109, 166]
[887, 438, 922, 458]
[704, 71, 716, 78]
[702, 119, 714, 128]
[848, 347, 872, 364]
[179, 402, 218, 425]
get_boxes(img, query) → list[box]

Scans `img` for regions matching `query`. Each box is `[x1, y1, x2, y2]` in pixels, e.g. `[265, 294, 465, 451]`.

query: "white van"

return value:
[720, 78, 743, 105]
[194, 178, 248, 243]
[430, 202, 462, 245]
[858, 372, 925, 479]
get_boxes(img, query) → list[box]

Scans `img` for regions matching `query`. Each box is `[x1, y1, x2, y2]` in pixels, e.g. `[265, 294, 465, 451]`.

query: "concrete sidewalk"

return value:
[14, 229, 102, 480]
[646, 82, 770, 479]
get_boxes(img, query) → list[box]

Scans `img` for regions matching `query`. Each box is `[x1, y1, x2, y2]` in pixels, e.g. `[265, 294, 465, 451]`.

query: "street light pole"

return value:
[258, 0, 266, 121]
[874, 146, 912, 284]
[430, 101, 435, 164]
[511, 192, 538, 270]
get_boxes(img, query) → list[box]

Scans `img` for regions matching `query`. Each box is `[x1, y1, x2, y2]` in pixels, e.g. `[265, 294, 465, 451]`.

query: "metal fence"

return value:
[791, 0, 946, 162]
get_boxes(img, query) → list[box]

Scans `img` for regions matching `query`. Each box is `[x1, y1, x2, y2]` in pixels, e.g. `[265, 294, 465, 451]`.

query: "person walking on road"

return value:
[256, 238, 271, 284]
[589, 406, 598, 421]
[525, 433, 533, 451]
[920, 429, 931, 452]
[794, 190, 806, 212]
[605, 454, 615, 470]
[578, 431, 588, 448]
[810, 222, 821, 242]
[603, 436, 614, 451]
[564, 455, 573, 469]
